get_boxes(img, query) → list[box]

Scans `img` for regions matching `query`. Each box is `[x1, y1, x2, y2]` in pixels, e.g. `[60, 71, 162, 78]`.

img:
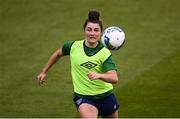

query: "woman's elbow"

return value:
[107, 70, 119, 84]
[112, 75, 119, 84]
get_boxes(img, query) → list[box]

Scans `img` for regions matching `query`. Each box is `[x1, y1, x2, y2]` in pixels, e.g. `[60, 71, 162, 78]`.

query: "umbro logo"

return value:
[80, 61, 97, 69]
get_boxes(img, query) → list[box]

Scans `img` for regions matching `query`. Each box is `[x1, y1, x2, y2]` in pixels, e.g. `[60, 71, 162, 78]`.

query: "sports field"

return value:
[0, 0, 180, 117]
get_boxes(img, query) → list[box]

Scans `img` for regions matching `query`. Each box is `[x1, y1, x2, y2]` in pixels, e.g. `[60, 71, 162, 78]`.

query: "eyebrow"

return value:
[87, 27, 100, 29]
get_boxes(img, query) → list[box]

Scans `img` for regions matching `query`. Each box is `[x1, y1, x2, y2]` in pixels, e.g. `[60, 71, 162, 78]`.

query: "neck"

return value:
[85, 41, 98, 48]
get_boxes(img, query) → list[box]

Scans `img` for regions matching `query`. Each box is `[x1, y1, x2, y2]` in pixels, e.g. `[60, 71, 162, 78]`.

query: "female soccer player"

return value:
[37, 10, 119, 118]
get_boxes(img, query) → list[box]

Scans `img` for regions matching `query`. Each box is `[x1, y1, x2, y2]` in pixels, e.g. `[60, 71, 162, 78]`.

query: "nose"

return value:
[89, 31, 96, 36]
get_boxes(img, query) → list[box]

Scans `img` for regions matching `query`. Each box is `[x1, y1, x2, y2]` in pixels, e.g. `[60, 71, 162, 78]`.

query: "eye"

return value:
[86, 27, 92, 32]
[94, 28, 100, 32]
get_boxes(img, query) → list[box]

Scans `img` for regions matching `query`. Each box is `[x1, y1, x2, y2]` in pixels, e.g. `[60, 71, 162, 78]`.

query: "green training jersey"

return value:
[62, 41, 116, 72]
[62, 40, 116, 95]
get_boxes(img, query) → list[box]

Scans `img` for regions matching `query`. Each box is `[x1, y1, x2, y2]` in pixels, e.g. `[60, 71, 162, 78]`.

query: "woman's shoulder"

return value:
[62, 41, 75, 55]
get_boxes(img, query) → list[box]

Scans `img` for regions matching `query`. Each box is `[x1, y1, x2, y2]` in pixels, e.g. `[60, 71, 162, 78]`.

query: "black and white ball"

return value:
[101, 26, 125, 50]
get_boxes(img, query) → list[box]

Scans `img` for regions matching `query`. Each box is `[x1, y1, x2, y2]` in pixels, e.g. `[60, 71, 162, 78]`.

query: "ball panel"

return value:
[104, 35, 115, 50]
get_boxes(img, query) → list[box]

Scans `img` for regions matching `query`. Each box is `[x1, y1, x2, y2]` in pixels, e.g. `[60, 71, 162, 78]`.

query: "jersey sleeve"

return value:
[103, 55, 117, 72]
[62, 41, 74, 56]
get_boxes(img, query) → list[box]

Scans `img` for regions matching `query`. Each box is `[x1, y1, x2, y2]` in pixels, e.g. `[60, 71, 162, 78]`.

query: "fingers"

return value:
[88, 72, 99, 80]
[88, 72, 94, 79]
[37, 73, 46, 86]
[39, 80, 46, 87]
[38, 74, 45, 81]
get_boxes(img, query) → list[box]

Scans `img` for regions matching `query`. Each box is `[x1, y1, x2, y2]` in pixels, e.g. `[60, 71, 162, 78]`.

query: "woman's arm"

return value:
[37, 47, 63, 86]
[87, 70, 119, 84]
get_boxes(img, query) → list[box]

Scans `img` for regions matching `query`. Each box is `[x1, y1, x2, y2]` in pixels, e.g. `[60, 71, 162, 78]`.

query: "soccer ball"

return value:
[101, 26, 125, 50]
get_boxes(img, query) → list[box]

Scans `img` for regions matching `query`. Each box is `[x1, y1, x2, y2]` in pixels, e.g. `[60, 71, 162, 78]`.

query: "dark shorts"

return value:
[73, 93, 119, 117]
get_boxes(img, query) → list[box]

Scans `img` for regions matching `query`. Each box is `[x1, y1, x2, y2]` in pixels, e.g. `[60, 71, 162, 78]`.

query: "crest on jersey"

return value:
[80, 61, 97, 69]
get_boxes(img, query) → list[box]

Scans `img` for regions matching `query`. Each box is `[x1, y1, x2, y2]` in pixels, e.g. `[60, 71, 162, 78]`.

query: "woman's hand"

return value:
[37, 72, 46, 86]
[87, 70, 118, 84]
[87, 72, 101, 80]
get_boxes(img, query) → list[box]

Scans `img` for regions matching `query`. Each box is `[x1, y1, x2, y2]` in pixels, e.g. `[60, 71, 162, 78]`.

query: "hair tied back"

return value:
[88, 10, 100, 21]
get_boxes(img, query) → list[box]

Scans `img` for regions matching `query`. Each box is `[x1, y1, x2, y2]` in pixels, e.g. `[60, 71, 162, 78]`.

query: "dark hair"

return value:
[83, 10, 103, 31]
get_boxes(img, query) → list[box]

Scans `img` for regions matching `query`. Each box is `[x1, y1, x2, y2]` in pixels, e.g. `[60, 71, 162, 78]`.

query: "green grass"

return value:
[0, 0, 180, 117]
[118, 48, 180, 117]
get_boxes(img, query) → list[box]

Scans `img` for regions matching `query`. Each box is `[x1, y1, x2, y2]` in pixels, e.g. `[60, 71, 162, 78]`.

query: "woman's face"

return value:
[85, 22, 101, 44]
